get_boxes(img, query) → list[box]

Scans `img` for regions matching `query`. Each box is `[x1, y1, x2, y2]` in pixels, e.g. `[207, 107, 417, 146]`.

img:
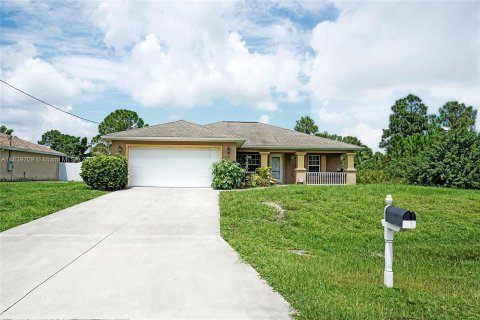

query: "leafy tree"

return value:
[383, 133, 430, 178]
[380, 94, 431, 158]
[93, 109, 147, 155]
[91, 143, 111, 156]
[91, 139, 111, 156]
[0, 125, 13, 135]
[437, 101, 477, 131]
[403, 129, 480, 189]
[316, 131, 342, 141]
[341, 136, 361, 146]
[342, 136, 374, 169]
[294, 116, 318, 135]
[315, 130, 391, 176]
[97, 109, 147, 136]
[369, 152, 388, 170]
[38, 130, 89, 160]
[315, 131, 378, 170]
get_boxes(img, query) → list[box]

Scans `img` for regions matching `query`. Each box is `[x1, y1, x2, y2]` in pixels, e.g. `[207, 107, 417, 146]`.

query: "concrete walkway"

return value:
[0, 188, 291, 319]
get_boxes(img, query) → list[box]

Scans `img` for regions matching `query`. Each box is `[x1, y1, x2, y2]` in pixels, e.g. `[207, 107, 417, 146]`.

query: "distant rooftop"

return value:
[0, 132, 65, 156]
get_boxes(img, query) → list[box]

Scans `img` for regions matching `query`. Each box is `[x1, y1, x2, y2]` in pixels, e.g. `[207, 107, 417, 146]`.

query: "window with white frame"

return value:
[237, 153, 260, 172]
[308, 155, 320, 172]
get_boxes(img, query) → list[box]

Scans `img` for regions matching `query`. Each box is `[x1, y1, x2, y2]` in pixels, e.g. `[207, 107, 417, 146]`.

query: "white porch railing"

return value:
[306, 172, 346, 185]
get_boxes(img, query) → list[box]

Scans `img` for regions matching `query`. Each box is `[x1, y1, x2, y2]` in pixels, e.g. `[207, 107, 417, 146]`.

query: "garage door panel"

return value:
[128, 147, 220, 187]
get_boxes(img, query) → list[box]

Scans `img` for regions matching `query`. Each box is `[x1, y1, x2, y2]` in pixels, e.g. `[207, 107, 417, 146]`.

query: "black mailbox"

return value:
[385, 206, 416, 229]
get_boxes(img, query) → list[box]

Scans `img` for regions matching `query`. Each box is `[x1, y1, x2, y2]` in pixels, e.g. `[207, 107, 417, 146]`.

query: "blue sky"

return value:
[1, 0, 479, 151]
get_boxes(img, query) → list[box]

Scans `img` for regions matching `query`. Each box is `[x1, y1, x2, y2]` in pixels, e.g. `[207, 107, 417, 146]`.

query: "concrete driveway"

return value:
[0, 188, 291, 319]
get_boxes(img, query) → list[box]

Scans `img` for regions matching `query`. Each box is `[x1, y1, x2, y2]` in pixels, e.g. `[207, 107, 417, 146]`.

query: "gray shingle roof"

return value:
[206, 121, 362, 150]
[0, 133, 65, 156]
[102, 120, 243, 141]
[103, 119, 361, 150]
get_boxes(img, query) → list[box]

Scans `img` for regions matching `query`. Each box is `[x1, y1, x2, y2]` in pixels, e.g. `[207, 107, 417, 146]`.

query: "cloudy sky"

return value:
[1, 0, 479, 151]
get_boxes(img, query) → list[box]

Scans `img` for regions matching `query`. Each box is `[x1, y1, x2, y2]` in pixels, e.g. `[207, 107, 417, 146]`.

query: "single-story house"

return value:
[103, 120, 362, 188]
[0, 132, 65, 181]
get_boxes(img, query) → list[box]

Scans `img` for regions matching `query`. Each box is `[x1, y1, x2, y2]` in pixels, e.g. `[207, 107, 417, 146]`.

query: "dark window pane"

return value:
[237, 152, 260, 172]
[308, 155, 320, 166]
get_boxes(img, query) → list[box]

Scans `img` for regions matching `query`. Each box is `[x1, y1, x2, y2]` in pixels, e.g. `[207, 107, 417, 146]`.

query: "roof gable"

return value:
[102, 120, 243, 141]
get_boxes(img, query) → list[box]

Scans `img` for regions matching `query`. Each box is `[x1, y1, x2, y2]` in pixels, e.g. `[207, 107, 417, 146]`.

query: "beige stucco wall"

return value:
[236, 149, 356, 184]
[0, 150, 60, 181]
[326, 154, 341, 171]
[283, 153, 296, 184]
[108, 142, 355, 185]
[111, 140, 237, 161]
[299, 153, 344, 172]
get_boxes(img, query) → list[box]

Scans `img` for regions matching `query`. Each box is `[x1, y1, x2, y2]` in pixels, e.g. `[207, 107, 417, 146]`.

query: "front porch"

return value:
[236, 151, 356, 185]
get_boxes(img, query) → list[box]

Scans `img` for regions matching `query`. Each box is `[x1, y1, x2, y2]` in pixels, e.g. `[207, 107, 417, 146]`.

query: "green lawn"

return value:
[220, 184, 480, 320]
[0, 181, 108, 232]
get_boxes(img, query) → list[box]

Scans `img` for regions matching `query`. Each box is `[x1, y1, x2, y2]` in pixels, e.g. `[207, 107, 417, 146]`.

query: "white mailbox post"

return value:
[381, 195, 416, 288]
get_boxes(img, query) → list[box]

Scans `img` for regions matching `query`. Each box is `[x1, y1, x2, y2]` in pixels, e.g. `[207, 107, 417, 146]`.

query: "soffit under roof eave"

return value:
[238, 145, 363, 151]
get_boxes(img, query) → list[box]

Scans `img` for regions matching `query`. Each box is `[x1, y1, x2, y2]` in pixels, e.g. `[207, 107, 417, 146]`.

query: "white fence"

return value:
[306, 172, 346, 185]
[59, 163, 83, 181]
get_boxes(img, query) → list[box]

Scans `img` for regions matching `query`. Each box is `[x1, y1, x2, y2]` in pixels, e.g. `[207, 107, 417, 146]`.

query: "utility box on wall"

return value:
[7, 158, 14, 171]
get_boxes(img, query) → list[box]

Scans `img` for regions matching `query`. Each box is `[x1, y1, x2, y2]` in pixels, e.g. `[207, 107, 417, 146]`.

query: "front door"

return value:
[270, 154, 283, 183]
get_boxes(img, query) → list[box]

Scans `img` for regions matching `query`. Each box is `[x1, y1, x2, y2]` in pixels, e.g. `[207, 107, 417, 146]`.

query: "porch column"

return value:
[346, 152, 356, 185]
[321, 155, 327, 172]
[294, 152, 307, 184]
[259, 152, 270, 168]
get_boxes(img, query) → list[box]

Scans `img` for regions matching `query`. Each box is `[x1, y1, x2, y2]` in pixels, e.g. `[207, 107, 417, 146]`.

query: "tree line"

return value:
[294, 94, 479, 189]
[2, 93, 478, 189]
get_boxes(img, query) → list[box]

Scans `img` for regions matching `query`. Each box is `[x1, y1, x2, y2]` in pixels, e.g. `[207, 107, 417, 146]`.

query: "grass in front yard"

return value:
[220, 184, 480, 319]
[0, 181, 108, 232]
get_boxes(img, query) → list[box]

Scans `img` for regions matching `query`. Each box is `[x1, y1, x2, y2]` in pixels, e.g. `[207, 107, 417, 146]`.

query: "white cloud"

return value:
[259, 115, 270, 124]
[309, 2, 480, 102]
[1, 1, 311, 143]
[1, 45, 96, 143]
[0, 41, 37, 69]
[341, 123, 383, 152]
[317, 107, 347, 125]
[81, 1, 306, 108]
[53, 56, 119, 85]
[167, 113, 181, 122]
[256, 101, 278, 111]
[2, 0, 478, 145]
[307, 1, 480, 134]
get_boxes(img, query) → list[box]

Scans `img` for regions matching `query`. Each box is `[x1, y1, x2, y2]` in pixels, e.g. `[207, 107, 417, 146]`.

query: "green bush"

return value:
[246, 166, 276, 188]
[80, 155, 128, 191]
[403, 129, 480, 189]
[357, 169, 405, 184]
[211, 159, 245, 190]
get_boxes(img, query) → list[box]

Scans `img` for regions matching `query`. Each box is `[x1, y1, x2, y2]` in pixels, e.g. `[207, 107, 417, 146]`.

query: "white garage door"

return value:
[128, 147, 221, 187]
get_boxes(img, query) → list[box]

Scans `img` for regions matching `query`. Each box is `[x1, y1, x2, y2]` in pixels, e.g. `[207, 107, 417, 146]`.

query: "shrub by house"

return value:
[81, 155, 128, 191]
[211, 159, 244, 190]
